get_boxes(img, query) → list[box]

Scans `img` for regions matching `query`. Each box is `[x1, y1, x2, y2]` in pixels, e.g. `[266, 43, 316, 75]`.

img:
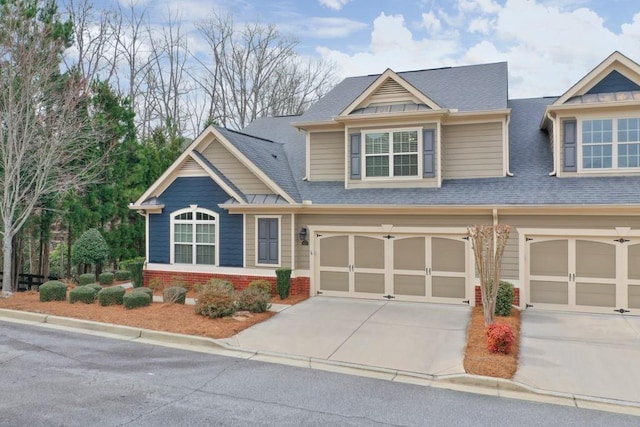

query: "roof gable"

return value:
[553, 51, 640, 105]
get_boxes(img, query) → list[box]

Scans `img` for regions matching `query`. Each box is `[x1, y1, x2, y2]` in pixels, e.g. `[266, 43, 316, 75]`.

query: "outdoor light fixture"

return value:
[298, 227, 308, 245]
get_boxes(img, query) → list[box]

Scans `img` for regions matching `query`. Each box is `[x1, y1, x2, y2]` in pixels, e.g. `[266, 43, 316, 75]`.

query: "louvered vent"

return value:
[367, 78, 413, 104]
[178, 158, 203, 175]
[376, 78, 406, 96]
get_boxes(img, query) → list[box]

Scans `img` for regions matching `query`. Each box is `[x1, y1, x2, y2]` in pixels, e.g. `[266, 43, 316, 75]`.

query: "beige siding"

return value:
[245, 214, 292, 268]
[200, 142, 272, 194]
[441, 122, 503, 179]
[297, 213, 492, 271]
[500, 215, 640, 280]
[309, 131, 344, 181]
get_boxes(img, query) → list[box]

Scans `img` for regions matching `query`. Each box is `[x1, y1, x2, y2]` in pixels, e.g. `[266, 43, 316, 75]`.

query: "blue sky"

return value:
[109, 0, 640, 99]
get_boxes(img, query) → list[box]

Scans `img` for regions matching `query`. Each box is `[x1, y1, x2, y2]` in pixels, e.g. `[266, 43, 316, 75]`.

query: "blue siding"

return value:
[148, 177, 243, 267]
[586, 70, 640, 95]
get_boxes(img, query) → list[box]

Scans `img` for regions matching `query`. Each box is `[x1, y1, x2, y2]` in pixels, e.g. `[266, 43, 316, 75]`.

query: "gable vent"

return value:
[376, 78, 407, 96]
[367, 78, 417, 105]
[178, 158, 205, 176]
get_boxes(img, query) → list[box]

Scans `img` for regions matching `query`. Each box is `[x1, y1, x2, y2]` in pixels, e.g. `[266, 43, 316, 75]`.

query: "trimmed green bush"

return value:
[39, 281, 67, 302]
[133, 287, 153, 298]
[276, 268, 292, 300]
[69, 286, 97, 304]
[126, 261, 144, 288]
[78, 273, 96, 286]
[84, 283, 103, 293]
[495, 281, 515, 316]
[195, 291, 236, 318]
[248, 279, 272, 296]
[72, 228, 110, 270]
[163, 286, 187, 304]
[97, 286, 125, 306]
[237, 287, 271, 313]
[98, 272, 115, 286]
[123, 292, 151, 309]
[115, 270, 132, 281]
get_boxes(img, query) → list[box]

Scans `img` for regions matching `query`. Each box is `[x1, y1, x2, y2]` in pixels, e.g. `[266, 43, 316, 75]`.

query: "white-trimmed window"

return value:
[255, 216, 280, 266]
[171, 207, 218, 265]
[363, 128, 421, 178]
[580, 118, 640, 170]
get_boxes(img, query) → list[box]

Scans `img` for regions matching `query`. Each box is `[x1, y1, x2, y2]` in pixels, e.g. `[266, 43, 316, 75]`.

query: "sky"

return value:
[111, 0, 640, 99]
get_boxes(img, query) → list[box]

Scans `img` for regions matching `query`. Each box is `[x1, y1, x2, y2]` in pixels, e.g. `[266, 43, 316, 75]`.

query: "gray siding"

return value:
[309, 131, 344, 181]
[441, 122, 503, 179]
[245, 214, 292, 268]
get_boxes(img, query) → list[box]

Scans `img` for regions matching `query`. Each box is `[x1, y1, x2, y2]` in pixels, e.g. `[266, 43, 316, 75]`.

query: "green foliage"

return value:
[495, 281, 515, 317]
[118, 256, 145, 270]
[163, 286, 187, 304]
[123, 292, 151, 309]
[248, 279, 272, 296]
[125, 260, 144, 288]
[115, 270, 132, 281]
[133, 287, 153, 298]
[78, 273, 96, 286]
[195, 290, 236, 319]
[71, 228, 109, 267]
[237, 287, 271, 313]
[84, 283, 103, 292]
[69, 286, 97, 304]
[275, 268, 292, 300]
[39, 281, 67, 302]
[98, 272, 114, 285]
[97, 286, 125, 306]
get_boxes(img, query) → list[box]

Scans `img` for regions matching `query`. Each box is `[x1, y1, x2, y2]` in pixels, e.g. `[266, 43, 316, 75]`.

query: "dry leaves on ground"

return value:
[463, 306, 521, 379]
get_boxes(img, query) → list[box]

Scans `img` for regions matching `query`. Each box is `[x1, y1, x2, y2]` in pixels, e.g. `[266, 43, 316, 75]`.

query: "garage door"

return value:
[526, 236, 638, 314]
[316, 233, 471, 304]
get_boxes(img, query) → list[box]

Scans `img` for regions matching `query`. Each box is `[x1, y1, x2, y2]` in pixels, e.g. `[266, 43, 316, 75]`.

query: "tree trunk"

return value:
[2, 226, 13, 296]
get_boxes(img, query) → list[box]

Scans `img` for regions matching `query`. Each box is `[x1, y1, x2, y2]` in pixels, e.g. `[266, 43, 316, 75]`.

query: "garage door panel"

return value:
[354, 236, 384, 269]
[394, 237, 425, 270]
[354, 273, 385, 294]
[531, 240, 568, 276]
[320, 236, 349, 268]
[531, 280, 569, 305]
[629, 285, 640, 309]
[319, 271, 349, 292]
[628, 244, 640, 280]
[394, 274, 426, 296]
[576, 240, 615, 279]
[432, 237, 465, 273]
[432, 276, 465, 299]
[576, 282, 616, 307]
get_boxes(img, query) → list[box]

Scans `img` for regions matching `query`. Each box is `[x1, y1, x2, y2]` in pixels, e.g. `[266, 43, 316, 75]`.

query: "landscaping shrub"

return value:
[275, 268, 292, 300]
[163, 286, 187, 304]
[486, 323, 515, 354]
[97, 286, 125, 306]
[69, 286, 97, 304]
[78, 273, 96, 286]
[39, 281, 67, 302]
[83, 283, 103, 293]
[202, 278, 235, 294]
[148, 277, 163, 291]
[72, 228, 110, 273]
[115, 270, 132, 281]
[495, 281, 515, 316]
[133, 287, 153, 298]
[98, 272, 115, 286]
[123, 292, 151, 309]
[194, 291, 236, 318]
[248, 279, 272, 296]
[171, 275, 188, 289]
[237, 287, 271, 313]
[121, 257, 145, 288]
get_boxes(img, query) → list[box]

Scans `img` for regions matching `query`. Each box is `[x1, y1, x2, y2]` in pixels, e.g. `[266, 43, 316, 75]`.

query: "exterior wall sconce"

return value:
[298, 227, 308, 245]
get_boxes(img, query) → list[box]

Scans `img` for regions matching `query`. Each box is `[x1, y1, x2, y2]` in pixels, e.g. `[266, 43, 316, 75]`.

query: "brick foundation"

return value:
[474, 285, 520, 306]
[143, 270, 310, 296]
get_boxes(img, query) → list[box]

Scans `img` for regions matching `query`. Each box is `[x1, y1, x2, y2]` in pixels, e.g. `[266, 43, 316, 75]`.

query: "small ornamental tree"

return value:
[468, 224, 511, 326]
[71, 228, 110, 275]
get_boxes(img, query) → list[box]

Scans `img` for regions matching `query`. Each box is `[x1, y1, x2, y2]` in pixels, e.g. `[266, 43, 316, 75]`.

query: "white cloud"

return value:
[468, 17, 491, 34]
[421, 12, 442, 33]
[319, 0, 350, 11]
[301, 17, 367, 39]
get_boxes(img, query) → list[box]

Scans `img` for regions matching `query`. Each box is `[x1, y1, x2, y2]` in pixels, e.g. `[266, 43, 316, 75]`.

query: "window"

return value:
[581, 118, 640, 170]
[171, 208, 218, 265]
[364, 129, 420, 178]
[256, 217, 279, 265]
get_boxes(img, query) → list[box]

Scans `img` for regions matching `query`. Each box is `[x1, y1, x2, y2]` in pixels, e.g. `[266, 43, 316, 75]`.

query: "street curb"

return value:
[1, 309, 639, 416]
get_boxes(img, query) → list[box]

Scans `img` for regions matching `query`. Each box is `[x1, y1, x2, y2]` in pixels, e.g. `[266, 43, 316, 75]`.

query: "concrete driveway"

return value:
[222, 297, 471, 376]
[515, 311, 640, 402]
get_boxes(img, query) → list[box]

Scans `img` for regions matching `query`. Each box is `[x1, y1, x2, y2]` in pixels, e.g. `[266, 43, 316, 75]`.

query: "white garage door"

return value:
[316, 232, 472, 304]
[526, 235, 638, 315]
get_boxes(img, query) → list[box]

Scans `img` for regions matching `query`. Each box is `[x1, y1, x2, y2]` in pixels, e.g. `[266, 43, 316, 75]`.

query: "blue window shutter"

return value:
[563, 120, 577, 172]
[258, 218, 279, 264]
[350, 133, 361, 179]
[423, 129, 435, 178]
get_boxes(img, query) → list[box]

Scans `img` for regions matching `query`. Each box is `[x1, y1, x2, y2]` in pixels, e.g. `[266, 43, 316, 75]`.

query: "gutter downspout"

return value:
[547, 112, 557, 176]
[505, 114, 513, 177]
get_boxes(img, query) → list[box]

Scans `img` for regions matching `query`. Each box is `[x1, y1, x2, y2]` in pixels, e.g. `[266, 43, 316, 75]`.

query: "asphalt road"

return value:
[0, 320, 638, 427]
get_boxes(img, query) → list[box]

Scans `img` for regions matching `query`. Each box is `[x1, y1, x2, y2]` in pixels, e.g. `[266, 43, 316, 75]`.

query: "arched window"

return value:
[170, 207, 218, 265]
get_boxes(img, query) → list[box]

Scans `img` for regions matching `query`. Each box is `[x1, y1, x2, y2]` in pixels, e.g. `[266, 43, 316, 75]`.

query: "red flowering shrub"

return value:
[485, 323, 515, 354]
